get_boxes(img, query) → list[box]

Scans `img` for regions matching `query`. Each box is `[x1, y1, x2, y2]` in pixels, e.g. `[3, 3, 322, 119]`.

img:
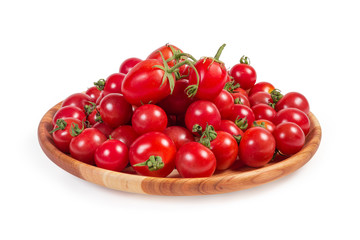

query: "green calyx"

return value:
[233, 134, 242, 144]
[234, 97, 243, 105]
[69, 122, 85, 137]
[235, 116, 248, 130]
[49, 119, 67, 134]
[133, 156, 164, 171]
[198, 124, 217, 148]
[240, 55, 251, 65]
[253, 121, 266, 129]
[84, 102, 97, 116]
[192, 124, 203, 135]
[224, 80, 240, 93]
[94, 79, 106, 91]
[270, 89, 283, 103]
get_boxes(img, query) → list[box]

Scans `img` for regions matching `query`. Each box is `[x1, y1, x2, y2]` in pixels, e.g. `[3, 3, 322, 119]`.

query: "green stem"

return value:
[198, 124, 217, 148]
[240, 55, 251, 65]
[270, 89, 283, 103]
[133, 156, 164, 171]
[94, 79, 106, 91]
[49, 119, 67, 134]
[214, 44, 226, 61]
[233, 135, 242, 144]
[69, 122, 84, 137]
[235, 116, 248, 130]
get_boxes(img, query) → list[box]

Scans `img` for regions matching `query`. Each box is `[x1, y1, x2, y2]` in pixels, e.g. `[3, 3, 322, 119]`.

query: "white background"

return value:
[1, 0, 359, 239]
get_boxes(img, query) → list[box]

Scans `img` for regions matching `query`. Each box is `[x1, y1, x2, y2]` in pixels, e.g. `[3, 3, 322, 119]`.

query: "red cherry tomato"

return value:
[92, 121, 113, 138]
[175, 142, 216, 178]
[85, 86, 102, 103]
[110, 125, 139, 149]
[147, 44, 185, 70]
[119, 57, 142, 74]
[86, 106, 100, 126]
[61, 93, 92, 110]
[251, 119, 276, 133]
[103, 73, 126, 96]
[232, 87, 248, 97]
[163, 126, 194, 150]
[275, 92, 310, 115]
[132, 104, 168, 135]
[69, 128, 107, 165]
[212, 89, 234, 119]
[99, 93, 132, 128]
[249, 91, 273, 107]
[229, 57, 257, 90]
[52, 105, 86, 126]
[273, 108, 310, 136]
[94, 139, 129, 172]
[218, 120, 244, 138]
[185, 100, 221, 134]
[273, 122, 305, 156]
[121, 59, 175, 106]
[230, 104, 255, 130]
[51, 118, 83, 153]
[232, 92, 250, 107]
[129, 132, 176, 177]
[248, 81, 275, 96]
[210, 131, 238, 170]
[251, 103, 277, 122]
[239, 127, 276, 167]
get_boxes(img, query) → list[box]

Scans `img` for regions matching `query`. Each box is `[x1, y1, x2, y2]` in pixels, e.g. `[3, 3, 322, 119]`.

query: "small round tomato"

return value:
[185, 100, 221, 134]
[94, 139, 129, 172]
[52, 105, 86, 126]
[232, 92, 250, 107]
[92, 121, 113, 138]
[175, 142, 216, 178]
[85, 86, 102, 103]
[69, 128, 107, 165]
[212, 89, 234, 119]
[248, 91, 273, 107]
[51, 118, 83, 153]
[210, 131, 238, 170]
[251, 119, 276, 133]
[251, 103, 277, 122]
[86, 106, 100, 126]
[132, 104, 168, 135]
[129, 132, 176, 177]
[248, 81, 275, 96]
[273, 108, 310, 136]
[239, 127, 276, 167]
[229, 56, 257, 90]
[218, 120, 244, 138]
[103, 73, 126, 95]
[229, 104, 255, 130]
[110, 125, 139, 149]
[275, 92, 310, 115]
[99, 93, 132, 128]
[163, 126, 194, 150]
[61, 93, 92, 111]
[119, 57, 142, 74]
[273, 122, 305, 156]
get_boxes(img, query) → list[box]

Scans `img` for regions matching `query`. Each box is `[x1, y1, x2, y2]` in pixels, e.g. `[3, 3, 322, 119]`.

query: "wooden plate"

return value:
[38, 102, 321, 196]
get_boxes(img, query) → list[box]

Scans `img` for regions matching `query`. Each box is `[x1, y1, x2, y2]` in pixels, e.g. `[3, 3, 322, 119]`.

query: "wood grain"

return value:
[38, 102, 321, 196]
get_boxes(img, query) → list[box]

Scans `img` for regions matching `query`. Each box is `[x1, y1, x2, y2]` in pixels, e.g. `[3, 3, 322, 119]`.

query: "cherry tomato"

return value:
[61, 93, 92, 110]
[248, 81, 275, 96]
[273, 108, 310, 136]
[232, 87, 248, 97]
[86, 106, 100, 126]
[132, 104, 168, 135]
[94, 139, 129, 172]
[157, 79, 194, 116]
[175, 142, 216, 178]
[185, 100, 221, 134]
[232, 92, 250, 107]
[110, 125, 139, 149]
[92, 121, 113, 138]
[51, 118, 83, 153]
[229, 104, 255, 130]
[69, 128, 107, 165]
[103, 73, 126, 96]
[251, 119, 276, 133]
[121, 59, 175, 106]
[85, 86, 102, 103]
[218, 120, 244, 138]
[229, 56, 257, 90]
[273, 122, 305, 156]
[212, 89, 234, 119]
[163, 126, 194, 150]
[210, 131, 238, 170]
[275, 92, 310, 115]
[129, 132, 176, 177]
[251, 103, 277, 122]
[239, 127, 276, 167]
[147, 44, 184, 68]
[248, 91, 273, 107]
[99, 93, 132, 128]
[119, 57, 142, 74]
[52, 105, 86, 126]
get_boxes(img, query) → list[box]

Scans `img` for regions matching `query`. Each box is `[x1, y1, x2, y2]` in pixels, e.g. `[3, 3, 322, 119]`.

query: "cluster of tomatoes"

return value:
[50, 43, 311, 178]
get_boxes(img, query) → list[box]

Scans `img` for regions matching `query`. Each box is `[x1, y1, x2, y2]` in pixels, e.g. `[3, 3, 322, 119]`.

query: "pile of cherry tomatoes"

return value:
[50, 44, 311, 178]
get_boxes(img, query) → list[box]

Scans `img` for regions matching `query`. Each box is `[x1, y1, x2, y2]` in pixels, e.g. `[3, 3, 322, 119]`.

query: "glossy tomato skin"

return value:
[210, 131, 238, 170]
[132, 104, 168, 135]
[229, 63, 257, 90]
[147, 44, 183, 68]
[52, 105, 86, 126]
[273, 122, 305, 156]
[129, 132, 176, 177]
[51, 118, 82, 153]
[175, 142, 216, 178]
[92, 121, 113, 138]
[121, 59, 174, 106]
[119, 57, 142, 74]
[275, 92, 310, 115]
[232, 92, 250, 107]
[85, 86, 102, 103]
[94, 139, 129, 172]
[239, 127, 276, 167]
[232, 87, 248, 97]
[218, 120, 244, 137]
[163, 126, 194, 150]
[212, 89, 234, 119]
[103, 73, 126, 96]
[251, 119, 276, 133]
[273, 108, 310, 135]
[248, 82, 275, 96]
[86, 106, 100, 126]
[157, 79, 194, 116]
[251, 103, 277, 122]
[188, 58, 228, 100]
[99, 93, 132, 128]
[110, 125, 139, 149]
[185, 100, 221, 133]
[69, 128, 107, 165]
[230, 104, 255, 130]
[249, 91, 273, 107]
[61, 93, 92, 110]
